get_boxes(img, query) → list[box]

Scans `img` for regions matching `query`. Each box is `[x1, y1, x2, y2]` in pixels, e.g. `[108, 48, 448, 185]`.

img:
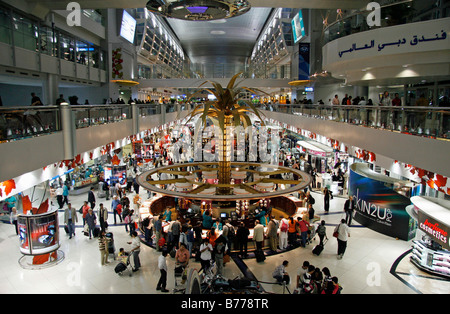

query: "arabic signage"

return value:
[323, 18, 450, 64]
[349, 166, 416, 241]
[338, 30, 447, 58]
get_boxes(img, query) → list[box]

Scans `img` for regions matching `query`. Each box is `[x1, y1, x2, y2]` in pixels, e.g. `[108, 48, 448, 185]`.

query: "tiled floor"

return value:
[0, 189, 448, 294]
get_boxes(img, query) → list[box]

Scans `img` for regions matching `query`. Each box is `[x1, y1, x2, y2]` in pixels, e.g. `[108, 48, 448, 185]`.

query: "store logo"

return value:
[170, 125, 280, 165]
[354, 189, 393, 223]
[66, 2, 81, 27]
[366, 2, 381, 27]
[420, 219, 448, 244]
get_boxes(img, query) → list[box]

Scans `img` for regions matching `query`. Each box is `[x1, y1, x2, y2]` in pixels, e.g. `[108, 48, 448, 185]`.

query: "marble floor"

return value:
[0, 189, 448, 295]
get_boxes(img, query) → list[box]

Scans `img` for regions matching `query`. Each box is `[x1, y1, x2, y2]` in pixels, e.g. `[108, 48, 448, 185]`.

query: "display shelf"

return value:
[410, 240, 450, 279]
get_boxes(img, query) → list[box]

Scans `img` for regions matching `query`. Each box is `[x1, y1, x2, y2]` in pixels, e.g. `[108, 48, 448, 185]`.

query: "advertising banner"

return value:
[17, 209, 59, 255]
[418, 210, 449, 251]
[349, 167, 416, 241]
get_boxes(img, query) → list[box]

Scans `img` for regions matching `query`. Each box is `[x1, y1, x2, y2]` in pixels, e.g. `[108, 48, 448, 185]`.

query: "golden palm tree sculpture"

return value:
[185, 72, 267, 195]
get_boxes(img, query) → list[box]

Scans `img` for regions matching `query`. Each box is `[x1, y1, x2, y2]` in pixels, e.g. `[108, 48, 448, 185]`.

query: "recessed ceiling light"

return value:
[209, 19, 227, 23]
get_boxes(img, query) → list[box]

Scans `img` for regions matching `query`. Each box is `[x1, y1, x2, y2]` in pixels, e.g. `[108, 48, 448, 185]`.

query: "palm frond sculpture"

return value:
[185, 72, 267, 195]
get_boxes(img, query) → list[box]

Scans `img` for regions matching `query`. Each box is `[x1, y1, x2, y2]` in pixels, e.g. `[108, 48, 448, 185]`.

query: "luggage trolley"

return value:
[306, 224, 317, 245]
[114, 252, 133, 277]
[173, 263, 188, 294]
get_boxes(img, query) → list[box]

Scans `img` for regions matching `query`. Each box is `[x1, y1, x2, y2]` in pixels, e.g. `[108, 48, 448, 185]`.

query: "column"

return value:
[44, 73, 59, 105]
[131, 102, 139, 135]
[60, 102, 77, 160]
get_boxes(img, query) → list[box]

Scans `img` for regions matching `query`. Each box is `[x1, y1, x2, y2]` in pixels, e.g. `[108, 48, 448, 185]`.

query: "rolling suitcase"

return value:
[312, 244, 324, 256]
[93, 227, 100, 238]
[312, 237, 327, 256]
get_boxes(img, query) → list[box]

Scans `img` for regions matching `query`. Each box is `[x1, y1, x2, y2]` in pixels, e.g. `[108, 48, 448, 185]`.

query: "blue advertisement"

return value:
[298, 43, 310, 81]
[349, 167, 416, 241]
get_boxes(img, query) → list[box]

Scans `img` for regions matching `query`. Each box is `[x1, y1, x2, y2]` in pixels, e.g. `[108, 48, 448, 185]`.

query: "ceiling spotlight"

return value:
[146, 0, 251, 21]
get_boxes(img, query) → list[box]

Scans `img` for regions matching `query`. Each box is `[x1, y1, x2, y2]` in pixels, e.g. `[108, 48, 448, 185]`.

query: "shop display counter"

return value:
[411, 240, 450, 278]
[70, 177, 98, 195]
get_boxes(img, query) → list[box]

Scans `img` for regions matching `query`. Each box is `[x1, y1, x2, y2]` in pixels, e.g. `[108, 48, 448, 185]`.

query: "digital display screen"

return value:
[120, 10, 137, 44]
[292, 10, 305, 43]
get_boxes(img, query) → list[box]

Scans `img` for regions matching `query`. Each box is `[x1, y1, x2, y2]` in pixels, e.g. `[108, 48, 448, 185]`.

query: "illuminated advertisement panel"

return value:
[349, 166, 416, 240]
[418, 210, 449, 250]
[17, 210, 59, 255]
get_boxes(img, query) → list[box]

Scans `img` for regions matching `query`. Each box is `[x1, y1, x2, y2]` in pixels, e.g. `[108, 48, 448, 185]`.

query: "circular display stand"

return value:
[18, 250, 65, 270]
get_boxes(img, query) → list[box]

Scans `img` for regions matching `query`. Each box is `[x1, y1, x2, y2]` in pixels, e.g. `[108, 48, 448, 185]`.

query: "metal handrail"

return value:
[1, 103, 449, 142]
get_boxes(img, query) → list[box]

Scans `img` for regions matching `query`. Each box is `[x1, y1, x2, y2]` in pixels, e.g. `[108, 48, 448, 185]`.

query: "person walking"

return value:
[199, 238, 213, 272]
[85, 208, 97, 239]
[334, 219, 350, 259]
[236, 222, 250, 258]
[128, 231, 141, 271]
[344, 195, 356, 226]
[111, 195, 121, 225]
[98, 203, 108, 232]
[156, 250, 169, 292]
[266, 215, 279, 252]
[316, 220, 327, 246]
[323, 187, 333, 213]
[81, 201, 90, 226]
[298, 217, 310, 248]
[278, 217, 289, 250]
[98, 230, 111, 265]
[56, 185, 64, 209]
[171, 217, 182, 249]
[88, 186, 96, 210]
[64, 203, 77, 239]
[62, 183, 70, 206]
[10, 207, 18, 235]
[253, 220, 265, 251]
[154, 215, 163, 251]
[214, 236, 228, 276]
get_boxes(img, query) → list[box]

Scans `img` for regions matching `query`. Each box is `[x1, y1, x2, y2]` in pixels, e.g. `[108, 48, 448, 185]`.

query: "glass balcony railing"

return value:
[323, 0, 450, 45]
[1, 103, 449, 143]
[0, 106, 60, 141]
[71, 105, 132, 129]
[257, 103, 450, 139]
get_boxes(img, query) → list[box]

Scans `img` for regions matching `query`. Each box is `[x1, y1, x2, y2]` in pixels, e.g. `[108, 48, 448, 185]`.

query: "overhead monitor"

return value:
[292, 10, 305, 43]
[120, 10, 137, 44]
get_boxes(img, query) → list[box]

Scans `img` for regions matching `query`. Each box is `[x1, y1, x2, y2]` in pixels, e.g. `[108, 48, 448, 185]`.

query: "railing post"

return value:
[60, 102, 76, 160]
[131, 102, 139, 135]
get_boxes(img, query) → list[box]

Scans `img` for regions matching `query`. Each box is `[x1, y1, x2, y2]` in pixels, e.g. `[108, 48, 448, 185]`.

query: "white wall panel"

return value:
[14, 47, 39, 71]
[0, 132, 64, 182]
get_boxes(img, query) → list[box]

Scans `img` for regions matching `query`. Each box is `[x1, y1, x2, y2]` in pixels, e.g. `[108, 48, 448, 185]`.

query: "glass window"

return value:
[76, 40, 88, 65]
[12, 13, 38, 51]
[39, 25, 57, 56]
[59, 34, 75, 61]
[0, 7, 12, 45]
